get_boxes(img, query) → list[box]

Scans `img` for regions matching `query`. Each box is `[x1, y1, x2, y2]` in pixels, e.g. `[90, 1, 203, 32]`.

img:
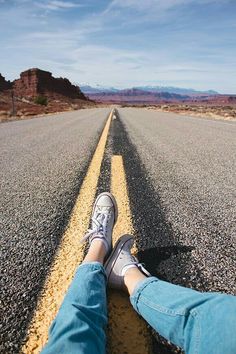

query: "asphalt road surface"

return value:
[0, 108, 109, 353]
[1, 107, 235, 353]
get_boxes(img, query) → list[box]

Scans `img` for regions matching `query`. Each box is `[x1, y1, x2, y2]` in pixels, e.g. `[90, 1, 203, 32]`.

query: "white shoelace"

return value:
[80, 214, 108, 245]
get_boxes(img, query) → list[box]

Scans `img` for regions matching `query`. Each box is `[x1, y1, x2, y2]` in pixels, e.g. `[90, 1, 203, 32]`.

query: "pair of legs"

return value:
[42, 193, 236, 354]
[83, 239, 145, 295]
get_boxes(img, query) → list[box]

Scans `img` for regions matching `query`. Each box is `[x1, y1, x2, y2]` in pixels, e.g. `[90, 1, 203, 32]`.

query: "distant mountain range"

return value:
[80, 85, 236, 105]
[80, 85, 120, 94]
[80, 85, 218, 96]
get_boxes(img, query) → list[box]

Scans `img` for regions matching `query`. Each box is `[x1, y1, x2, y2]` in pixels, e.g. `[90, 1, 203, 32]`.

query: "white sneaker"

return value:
[81, 192, 118, 257]
[105, 234, 150, 290]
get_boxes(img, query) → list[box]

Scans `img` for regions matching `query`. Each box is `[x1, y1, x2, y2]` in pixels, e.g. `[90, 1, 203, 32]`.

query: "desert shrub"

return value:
[34, 95, 48, 106]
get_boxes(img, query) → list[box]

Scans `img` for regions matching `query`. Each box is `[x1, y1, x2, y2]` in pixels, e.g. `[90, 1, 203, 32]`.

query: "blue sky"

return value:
[0, 0, 235, 93]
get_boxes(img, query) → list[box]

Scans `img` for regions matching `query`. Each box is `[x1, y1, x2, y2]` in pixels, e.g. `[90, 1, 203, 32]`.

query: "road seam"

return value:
[22, 110, 113, 354]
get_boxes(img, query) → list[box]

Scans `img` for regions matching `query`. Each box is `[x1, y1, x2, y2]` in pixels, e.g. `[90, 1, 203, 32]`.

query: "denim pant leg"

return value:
[41, 262, 107, 354]
[130, 277, 236, 354]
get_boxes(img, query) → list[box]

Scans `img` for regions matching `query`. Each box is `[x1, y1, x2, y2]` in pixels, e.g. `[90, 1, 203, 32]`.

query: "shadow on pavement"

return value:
[112, 109, 207, 354]
[138, 245, 195, 280]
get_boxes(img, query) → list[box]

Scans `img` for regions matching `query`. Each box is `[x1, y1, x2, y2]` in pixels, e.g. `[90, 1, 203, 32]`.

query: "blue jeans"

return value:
[42, 262, 236, 354]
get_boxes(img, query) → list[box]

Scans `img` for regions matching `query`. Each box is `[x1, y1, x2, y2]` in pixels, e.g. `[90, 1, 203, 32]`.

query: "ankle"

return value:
[124, 265, 146, 279]
[124, 266, 147, 295]
[83, 239, 107, 264]
[90, 238, 108, 253]
[121, 264, 137, 276]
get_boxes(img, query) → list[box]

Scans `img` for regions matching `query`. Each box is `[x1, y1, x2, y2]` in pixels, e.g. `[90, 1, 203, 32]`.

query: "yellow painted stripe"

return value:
[22, 110, 113, 354]
[109, 155, 151, 354]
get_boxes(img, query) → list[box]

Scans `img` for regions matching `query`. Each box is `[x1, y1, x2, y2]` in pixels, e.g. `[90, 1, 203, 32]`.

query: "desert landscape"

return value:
[84, 86, 236, 121]
[0, 69, 95, 122]
[1, 69, 236, 123]
[147, 103, 236, 121]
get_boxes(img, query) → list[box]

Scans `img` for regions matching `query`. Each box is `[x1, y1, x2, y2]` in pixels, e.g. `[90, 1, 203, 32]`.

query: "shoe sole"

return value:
[93, 192, 118, 225]
[104, 234, 134, 280]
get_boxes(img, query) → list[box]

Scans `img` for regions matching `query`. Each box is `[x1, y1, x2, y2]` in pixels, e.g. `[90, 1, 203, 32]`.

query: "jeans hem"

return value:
[77, 261, 105, 272]
[130, 277, 159, 314]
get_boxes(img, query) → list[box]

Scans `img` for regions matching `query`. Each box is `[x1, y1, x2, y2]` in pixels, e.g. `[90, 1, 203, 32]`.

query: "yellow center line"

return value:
[22, 110, 113, 354]
[109, 155, 151, 354]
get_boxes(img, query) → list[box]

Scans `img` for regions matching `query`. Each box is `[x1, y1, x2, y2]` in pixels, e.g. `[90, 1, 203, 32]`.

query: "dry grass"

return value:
[147, 104, 236, 121]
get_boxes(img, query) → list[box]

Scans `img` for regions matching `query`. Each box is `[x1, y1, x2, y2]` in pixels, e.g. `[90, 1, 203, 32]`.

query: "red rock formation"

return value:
[87, 89, 236, 105]
[0, 74, 12, 91]
[13, 68, 87, 100]
[87, 89, 190, 104]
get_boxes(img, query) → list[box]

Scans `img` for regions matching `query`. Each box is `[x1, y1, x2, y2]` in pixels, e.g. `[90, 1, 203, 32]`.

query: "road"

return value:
[0, 107, 235, 354]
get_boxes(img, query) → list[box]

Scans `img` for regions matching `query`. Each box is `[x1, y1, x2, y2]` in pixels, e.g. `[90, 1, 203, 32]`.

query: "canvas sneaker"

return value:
[81, 192, 118, 257]
[105, 234, 150, 290]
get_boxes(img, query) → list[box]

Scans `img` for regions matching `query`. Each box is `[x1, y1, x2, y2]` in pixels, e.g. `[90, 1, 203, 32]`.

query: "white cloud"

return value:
[106, 0, 188, 11]
[0, 0, 235, 93]
[107, 0, 230, 10]
[104, 0, 232, 21]
[37, 0, 82, 11]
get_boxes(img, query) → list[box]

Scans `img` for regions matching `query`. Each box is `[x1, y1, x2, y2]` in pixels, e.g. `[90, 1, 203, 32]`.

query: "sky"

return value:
[0, 0, 236, 93]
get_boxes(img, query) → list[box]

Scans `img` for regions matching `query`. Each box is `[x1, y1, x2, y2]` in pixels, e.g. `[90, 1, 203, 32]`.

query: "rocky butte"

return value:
[13, 68, 87, 100]
[0, 74, 12, 91]
[0, 68, 94, 122]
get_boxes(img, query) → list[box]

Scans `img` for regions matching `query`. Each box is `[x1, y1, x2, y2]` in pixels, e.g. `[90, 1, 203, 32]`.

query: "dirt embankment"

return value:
[117, 103, 236, 122]
[148, 104, 236, 121]
[0, 91, 97, 123]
